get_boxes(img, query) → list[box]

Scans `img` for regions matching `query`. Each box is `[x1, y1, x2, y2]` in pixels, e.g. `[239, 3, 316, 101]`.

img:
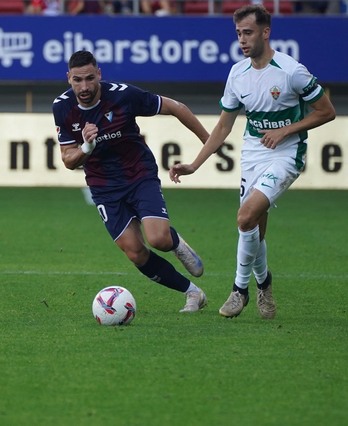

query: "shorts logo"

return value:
[261, 182, 273, 188]
[261, 173, 279, 188]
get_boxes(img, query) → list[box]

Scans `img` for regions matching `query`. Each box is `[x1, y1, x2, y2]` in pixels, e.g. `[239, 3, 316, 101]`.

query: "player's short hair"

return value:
[233, 4, 271, 27]
[68, 50, 97, 70]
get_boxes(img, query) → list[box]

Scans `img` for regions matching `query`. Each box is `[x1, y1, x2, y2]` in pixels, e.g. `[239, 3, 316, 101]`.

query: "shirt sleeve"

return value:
[219, 69, 243, 112]
[291, 63, 324, 103]
[52, 102, 76, 146]
[129, 85, 162, 117]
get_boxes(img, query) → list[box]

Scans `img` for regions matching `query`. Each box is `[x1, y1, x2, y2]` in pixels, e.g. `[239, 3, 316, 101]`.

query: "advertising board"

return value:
[0, 16, 347, 83]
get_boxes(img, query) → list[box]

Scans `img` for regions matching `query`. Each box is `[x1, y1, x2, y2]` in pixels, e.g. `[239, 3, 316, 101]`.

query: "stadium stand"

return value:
[182, 1, 294, 15]
[222, 1, 255, 14]
[182, 0, 209, 14]
[0, 0, 25, 14]
[0, 0, 344, 15]
[262, 1, 293, 13]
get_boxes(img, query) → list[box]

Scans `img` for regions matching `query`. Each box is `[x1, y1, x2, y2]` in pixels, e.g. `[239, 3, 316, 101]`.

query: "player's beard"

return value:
[77, 88, 98, 106]
[248, 37, 266, 60]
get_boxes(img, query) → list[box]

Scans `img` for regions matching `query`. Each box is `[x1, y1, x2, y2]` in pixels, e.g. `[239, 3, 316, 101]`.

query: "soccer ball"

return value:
[92, 286, 136, 326]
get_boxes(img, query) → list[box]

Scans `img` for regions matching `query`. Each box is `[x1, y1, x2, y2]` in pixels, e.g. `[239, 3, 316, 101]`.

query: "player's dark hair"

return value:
[68, 50, 97, 70]
[233, 4, 271, 27]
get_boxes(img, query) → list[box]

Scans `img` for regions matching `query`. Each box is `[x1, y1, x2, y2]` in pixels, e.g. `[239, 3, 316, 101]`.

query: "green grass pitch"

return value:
[0, 187, 347, 426]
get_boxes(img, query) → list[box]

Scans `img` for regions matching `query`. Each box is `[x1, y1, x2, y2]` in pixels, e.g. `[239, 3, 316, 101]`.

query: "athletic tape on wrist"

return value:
[81, 139, 96, 155]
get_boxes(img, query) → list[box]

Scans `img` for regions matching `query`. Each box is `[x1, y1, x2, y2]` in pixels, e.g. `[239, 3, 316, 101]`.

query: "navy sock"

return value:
[233, 283, 249, 296]
[170, 226, 180, 250]
[137, 250, 190, 292]
[257, 271, 271, 290]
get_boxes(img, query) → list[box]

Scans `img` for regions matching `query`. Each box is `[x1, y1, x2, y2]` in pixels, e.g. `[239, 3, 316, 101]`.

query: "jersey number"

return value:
[240, 177, 246, 198]
[97, 204, 108, 223]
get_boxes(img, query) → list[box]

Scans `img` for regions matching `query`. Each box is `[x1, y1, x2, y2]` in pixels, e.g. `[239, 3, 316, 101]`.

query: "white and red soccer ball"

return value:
[92, 286, 136, 326]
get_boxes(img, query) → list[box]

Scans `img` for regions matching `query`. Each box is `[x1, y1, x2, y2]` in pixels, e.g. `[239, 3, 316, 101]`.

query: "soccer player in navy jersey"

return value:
[52, 50, 209, 312]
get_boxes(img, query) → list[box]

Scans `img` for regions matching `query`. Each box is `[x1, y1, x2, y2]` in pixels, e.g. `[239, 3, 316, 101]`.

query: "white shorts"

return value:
[240, 160, 300, 206]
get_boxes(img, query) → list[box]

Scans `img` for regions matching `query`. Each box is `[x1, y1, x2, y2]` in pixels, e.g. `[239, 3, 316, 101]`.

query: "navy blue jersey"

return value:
[52, 81, 162, 189]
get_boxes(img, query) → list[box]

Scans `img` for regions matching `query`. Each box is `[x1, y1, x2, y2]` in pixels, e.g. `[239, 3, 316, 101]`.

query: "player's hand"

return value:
[169, 163, 196, 184]
[82, 122, 98, 144]
[259, 128, 287, 149]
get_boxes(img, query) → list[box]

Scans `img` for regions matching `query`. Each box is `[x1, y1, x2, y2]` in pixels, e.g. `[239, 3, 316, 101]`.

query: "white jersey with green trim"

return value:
[220, 50, 324, 171]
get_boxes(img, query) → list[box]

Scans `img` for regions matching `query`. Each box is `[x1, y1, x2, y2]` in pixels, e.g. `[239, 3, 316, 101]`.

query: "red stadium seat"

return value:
[183, 1, 210, 14]
[263, 1, 294, 14]
[222, 1, 249, 15]
[222, 1, 294, 15]
[0, 0, 24, 14]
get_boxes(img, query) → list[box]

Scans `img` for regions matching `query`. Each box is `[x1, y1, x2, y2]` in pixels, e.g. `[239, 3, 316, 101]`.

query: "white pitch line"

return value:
[0, 271, 347, 279]
[0, 271, 128, 276]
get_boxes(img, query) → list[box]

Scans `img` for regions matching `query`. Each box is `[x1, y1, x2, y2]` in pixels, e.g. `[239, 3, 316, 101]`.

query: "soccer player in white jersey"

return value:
[169, 4, 335, 319]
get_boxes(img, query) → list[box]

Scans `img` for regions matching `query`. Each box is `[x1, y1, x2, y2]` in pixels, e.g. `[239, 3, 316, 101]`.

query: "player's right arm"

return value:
[60, 122, 98, 170]
[169, 110, 238, 183]
[60, 143, 87, 170]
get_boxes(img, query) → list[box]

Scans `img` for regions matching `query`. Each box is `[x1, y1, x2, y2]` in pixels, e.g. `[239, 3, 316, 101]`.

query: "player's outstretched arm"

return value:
[159, 97, 209, 144]
[169, 110, 238, 184]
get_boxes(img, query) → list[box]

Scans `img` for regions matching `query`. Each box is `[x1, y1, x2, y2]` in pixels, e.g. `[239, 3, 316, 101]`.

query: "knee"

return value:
[118, 242, 149, 266]
[146, 231, 172, 252]
[237, 209, 257, 231]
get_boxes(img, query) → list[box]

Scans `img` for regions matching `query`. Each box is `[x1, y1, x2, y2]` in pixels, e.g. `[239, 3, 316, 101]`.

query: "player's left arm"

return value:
[287, 93, 336, 134]
[159, 96, 210, 144]
[260, 93, 336, 150]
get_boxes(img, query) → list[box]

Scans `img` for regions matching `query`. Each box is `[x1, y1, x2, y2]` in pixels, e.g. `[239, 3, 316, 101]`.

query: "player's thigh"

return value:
[116, 219, 151, 267]
[116, 218, 146, 253]
[241, 160, 299, 206]
[142, 217, 172, 250]
[131, 179, 172, 249]
[130, 178, 170, 221]
[95, 198, 137, 241]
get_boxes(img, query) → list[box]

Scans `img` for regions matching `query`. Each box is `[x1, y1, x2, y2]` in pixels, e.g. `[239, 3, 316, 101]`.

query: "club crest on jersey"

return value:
[270, 86, 281, 100]
[104, 112, 113, 122]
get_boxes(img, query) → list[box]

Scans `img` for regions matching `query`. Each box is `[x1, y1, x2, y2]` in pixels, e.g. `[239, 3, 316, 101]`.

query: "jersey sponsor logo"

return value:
[241, 93, 251, 99]
[95, 131, 122, 143]
[270, 86, 281, 100]
[248, 117, 291, 130]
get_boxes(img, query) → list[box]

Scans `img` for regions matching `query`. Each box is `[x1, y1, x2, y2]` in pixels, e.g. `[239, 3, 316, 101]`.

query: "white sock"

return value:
[186, 282, 200, 293]
[253, 239, 268, 284]
[235, 226, 260, 289]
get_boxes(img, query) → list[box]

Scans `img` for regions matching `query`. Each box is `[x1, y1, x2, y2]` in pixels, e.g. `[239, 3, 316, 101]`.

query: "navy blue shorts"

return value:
[90, 179, 169, 241]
